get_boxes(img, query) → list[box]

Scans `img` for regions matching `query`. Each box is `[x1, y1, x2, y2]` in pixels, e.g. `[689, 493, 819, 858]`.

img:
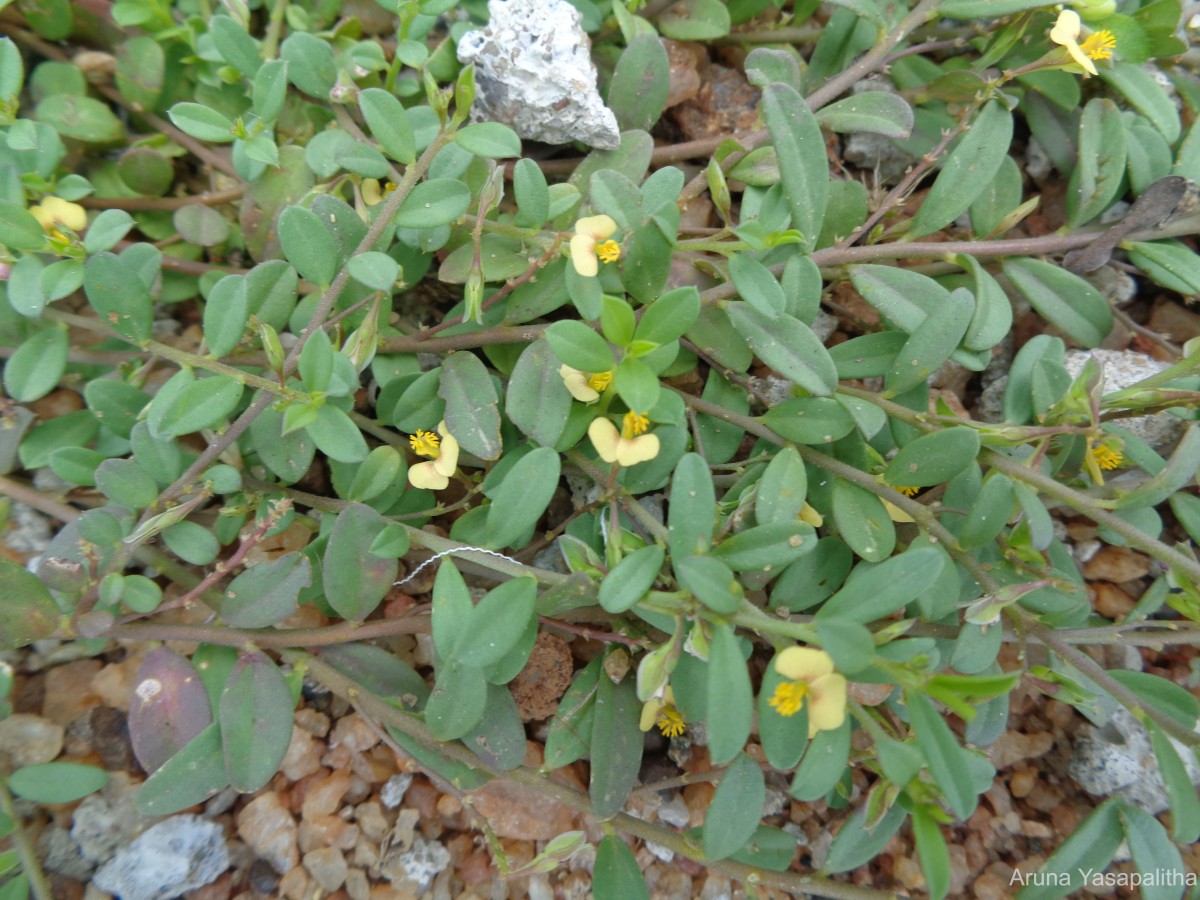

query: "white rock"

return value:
[457, 0, 620, 150]
[1063, 349, 1185, 451]
[92, 815, 229, 900]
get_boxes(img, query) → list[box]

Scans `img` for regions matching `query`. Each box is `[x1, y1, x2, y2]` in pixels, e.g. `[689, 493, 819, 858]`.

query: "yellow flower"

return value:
[407, 421, 460, 490]
[29, 197, 87, 236]
[799, 502, 823, 528]
[767, 646, 847, 739]
[1050, 9, 1116, 77]
[639, 687, 686, 738]
[559, 365, 613, 403]
[589, 411, 659, 467]
[1084, 436, 1123, 485]
[569, 215, 620, 277]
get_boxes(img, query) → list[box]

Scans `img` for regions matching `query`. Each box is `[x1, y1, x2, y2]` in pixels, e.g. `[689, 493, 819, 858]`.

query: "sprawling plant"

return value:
[1, 0, 1200, 896]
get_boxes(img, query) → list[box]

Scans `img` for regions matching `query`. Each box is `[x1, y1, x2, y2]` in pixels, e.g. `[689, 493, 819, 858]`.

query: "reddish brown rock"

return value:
[471, 743, 580, 840]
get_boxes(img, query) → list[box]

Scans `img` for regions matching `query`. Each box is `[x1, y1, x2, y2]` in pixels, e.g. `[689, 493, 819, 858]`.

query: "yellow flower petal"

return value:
[806, 673, 847, 738]
[588, 417, 622, 463]
[639, 696, 662, 732]
[616, 433, 659, 467]
[575, 214, 617, 241]
[409, 460, 450, 490]
[883, 499, 915, 523]
[560, 365, 600, 402]
[434, 421, 459, 474]
[775, 646, 834, 681]
[800, 502, 823, 528]
[569, 234, 599, 277]
[31, 197, 87, 233]
[1050, 9, 1097, 76]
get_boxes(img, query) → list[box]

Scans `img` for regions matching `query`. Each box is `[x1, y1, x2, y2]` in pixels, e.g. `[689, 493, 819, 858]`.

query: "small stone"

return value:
[302, 768, 351, 820]
[294, 708, 331, 737]
[663, 40, 704, 109]
[1064, 349, 1184, 451]
[92, 815, 229, 900]
[471, 743, 580, 839]
[236, 792, 298, 873]
[380, 773, 413, 809]
[247, 858, 280, 894]
[345, 868, 371, 900]
[987, 730, 1055, 769]
[277, 866, 310, 900]
[304, 847, 348, 893]
[1149, 297, 1200, 343]
[0, 713, 63, 766]
[1092, 582, 1136, 619]
[669, 64, 760, 142]
[299, 815, 359, 853]
[1082, 546, 1151, 583]
[40, 827, 95, 880]
[1009, 768, 1037, 798]
[281, 725, 325, 781]
[456, 0, 620, 150]
[42, 660, 103, 725]
[379, 836, 451, 891]
[329, 714, 381, 754]
[354, 802, 389, 843]
[71, 794, 137, 865]
[509, 633, 573, 721]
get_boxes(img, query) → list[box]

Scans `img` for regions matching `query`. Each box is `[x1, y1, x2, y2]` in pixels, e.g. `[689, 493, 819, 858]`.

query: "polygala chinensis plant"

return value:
[2, 0, 1200, 896]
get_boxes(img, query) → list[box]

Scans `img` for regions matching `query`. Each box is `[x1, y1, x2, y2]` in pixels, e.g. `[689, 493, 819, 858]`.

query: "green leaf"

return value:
[505, 340, 572, 448]
[1146, 720, 1200, 843]
[635, 286, 700, 346]
[726, 304, 837, 396]
[1002, 257, 1113, 348]
[1120, 804, 1188, 900]
[1067, 98, 1127, 228]
[909, 100, 1013, 238]
[937, 0, 1046, 18]
[907, 691, 978, 820]
[545, 657, 601, 768]
[280, 32, 336, 97]
[358, 88, 416, 165]
[485, 448, 560, 549]
[162, 521, 219, 565]
[755, 446, 808, 526]
[816, 91, 914, 138]
[545, 320, 615, 373]
[278, 206, 336, 286]
[1126, 240, 1200, 295]
[167, 102, 235, 142]
[886, 427, 980, 487]
[763, 397, 856, 445]
[161, 375, 243, 437]
[219, 652, 294, 792]
[607, 36, 670, 133]
[729, 253, 785, 318]
[306, 403, 368, 463]
[393, 179, 472, 228]
[589, 669, 643, 819]
[790, 720, 850, 801]
[8, 762, 107, 804]
[1101, 62, 1181, 143]
[886, 287, 975, 394]
[439, 351, 502, 460]
[830, 479, 895, 563]
[347, 445, 404, 502]
[912, 806, 951, 900]
[668, 453, 715, 560]
[822, 800, 907, 872]
[850, 264, 948, 334]
[706, 624, 753, 764]
[0, 200, 47, 251]
[95, 458, 158, 509]
[135, 723, 228, 815]
[175, 203, 230, 247]
[818, 547, 944, 624]
[83, 208, 134, 253]
[248, 401, 315, 482]
[424, 657, 488, 741]
[221, 552, 310, 628]
[3, 326, 67, 402]
[657, 0, 731, 39]
[322, 502, 397, 620]
[37, 93, 124, 142]
[1117, 425, 1200, 510]
[676, 555, 743, 615]
[594, 835, 649, 900]
[455, 122, 521, 158]
[702, 753, 765, 860]
[209, 15, 262, 77]
[0, 558, 60, 649]
[613, 356, 660, 412]
[347, 251, 399, 291]
[83, 251, 153, 343]
[454, 577, 537, 668]
[711, 522, 814, 573]
[762, 82, 828, 251]
[319, 643, 429, 709]
[1017, 799, 1123, 899]
[203, 276, 249, 358]
[512, 158, 549, 228]
[599, 545, 664, 613]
